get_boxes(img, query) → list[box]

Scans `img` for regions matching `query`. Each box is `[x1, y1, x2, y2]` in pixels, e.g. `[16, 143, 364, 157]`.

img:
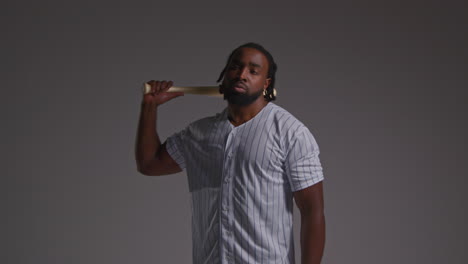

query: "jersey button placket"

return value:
[223, 129, 237, 263]
[220, 129, 236, 263]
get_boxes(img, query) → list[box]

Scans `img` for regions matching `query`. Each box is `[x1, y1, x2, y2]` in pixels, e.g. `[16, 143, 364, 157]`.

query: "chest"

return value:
[185, 119, 287, 191]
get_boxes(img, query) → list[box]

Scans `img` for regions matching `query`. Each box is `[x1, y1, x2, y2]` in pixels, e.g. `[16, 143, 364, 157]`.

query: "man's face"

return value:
[221, 47, 271, 106]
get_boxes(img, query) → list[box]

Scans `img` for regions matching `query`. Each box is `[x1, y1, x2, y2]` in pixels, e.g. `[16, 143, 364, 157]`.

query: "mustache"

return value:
[231, 81, 247, 89]
[219, 80, 248, 94]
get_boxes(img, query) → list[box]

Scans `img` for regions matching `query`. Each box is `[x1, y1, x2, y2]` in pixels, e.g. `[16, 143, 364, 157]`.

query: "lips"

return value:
[231, 82, 247, 92]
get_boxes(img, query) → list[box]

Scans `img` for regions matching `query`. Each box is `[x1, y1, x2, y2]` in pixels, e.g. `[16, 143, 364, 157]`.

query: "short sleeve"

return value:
[285, 127, 324, 192]
[166, 129, 187, 170]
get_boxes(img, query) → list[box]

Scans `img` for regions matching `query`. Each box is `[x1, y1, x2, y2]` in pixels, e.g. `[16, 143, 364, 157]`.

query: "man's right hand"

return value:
[143, 80, 184, 105]
[136, 79, 184, 176]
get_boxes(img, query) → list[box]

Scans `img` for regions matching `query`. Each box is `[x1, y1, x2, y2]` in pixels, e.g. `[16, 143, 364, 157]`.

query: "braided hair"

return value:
[216, 42, 278, 101]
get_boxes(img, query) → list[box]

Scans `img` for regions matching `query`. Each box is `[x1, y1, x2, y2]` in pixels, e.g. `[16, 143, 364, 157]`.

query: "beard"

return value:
[223, 87, 263, 106]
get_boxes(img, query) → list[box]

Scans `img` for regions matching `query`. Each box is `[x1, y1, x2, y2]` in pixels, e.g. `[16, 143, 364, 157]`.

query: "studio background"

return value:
[4, 0, 467, 263]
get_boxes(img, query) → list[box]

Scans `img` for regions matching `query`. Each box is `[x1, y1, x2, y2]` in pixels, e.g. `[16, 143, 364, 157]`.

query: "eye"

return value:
[250, 70, 258, 75]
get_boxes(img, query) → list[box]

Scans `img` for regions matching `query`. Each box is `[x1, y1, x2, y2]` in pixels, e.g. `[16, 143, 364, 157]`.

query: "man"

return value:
[135, 43, 325, 264]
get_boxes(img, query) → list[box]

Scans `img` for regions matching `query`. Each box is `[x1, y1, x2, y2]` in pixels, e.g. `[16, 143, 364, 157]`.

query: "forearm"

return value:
[135, 101, 161, 169]
[300, 211, 325, 264]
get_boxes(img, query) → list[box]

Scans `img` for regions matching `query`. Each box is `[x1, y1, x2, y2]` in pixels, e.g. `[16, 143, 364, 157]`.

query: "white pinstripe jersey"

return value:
[166, 102, 324, 264]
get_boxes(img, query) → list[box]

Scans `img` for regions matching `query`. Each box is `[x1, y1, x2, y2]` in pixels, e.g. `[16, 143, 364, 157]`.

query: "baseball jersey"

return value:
[166, 102, 324, 264]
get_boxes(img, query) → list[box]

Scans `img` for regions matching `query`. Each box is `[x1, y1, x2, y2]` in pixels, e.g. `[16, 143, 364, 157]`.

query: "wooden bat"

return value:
[143, 83, 221, 97]
[143, 83, 277, 98]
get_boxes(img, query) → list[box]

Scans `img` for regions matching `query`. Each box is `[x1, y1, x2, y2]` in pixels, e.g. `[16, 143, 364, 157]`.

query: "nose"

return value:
[237, 67, 248, 81]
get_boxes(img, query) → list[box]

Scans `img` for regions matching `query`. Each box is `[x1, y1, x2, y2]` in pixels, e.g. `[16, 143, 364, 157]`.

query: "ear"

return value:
[263, 78, 271, 90]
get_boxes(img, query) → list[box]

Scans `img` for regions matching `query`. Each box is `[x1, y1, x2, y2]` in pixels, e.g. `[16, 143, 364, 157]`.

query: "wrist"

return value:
[141, 101, 158, 111]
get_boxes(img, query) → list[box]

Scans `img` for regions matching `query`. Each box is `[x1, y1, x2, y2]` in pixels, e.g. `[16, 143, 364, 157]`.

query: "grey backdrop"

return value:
[4, 0, 467, 263]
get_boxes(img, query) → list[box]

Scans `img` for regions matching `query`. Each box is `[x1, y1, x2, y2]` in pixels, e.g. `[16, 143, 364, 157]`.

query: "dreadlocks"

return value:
[216, 42, 278, 101]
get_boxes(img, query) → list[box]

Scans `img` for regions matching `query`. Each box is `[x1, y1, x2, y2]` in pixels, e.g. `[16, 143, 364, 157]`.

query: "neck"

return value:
[227, 98, 269, 127]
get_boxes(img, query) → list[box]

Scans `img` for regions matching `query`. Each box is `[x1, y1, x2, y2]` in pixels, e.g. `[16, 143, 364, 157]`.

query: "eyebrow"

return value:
[249, 62, 262, 68]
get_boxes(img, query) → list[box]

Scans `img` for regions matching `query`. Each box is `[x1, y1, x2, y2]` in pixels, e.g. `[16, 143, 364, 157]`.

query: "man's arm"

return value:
[135, 80, 184, 176]
[293, 181, 325, 264]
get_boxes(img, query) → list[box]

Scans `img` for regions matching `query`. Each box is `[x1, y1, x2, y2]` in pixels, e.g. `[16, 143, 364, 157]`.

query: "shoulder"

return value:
[167, 108, 228, 151]
[180, 108, 228, 138]
[267, 103, 309, 135]
[266, 103, 316, 149]
[188, 108, 226, 128]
